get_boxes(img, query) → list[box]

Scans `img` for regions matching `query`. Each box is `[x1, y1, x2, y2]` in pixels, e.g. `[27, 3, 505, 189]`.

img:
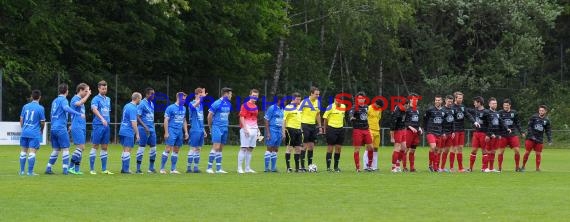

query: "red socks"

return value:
[391, 151, 399, 169]
[457, 153, 464, 170]
[409, 152, 415, 170]
[440, 151, 449, 170]
[449, 152, 456, 169]
[514, 153, 520, 169]
[536, 153, 541, 170]
[367, 150, 373, 168]
[469, 152, 476, 170]
[400, 150, 406, 169]
[498, 153, 504, 170]
[354, 151, 360, 170]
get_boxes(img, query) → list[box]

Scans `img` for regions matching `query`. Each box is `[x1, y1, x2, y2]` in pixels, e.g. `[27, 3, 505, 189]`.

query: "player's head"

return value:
[473, 96, 484, 108]
[408, 93, 419, 107]
[97, 80, 108, 95]
[309, 86, 320, 100]
[221, 87, 232, 100]
[194, 87, 206, 99]
[275, 94, 284, 107]
[356, 91, 367, 106]
[249, 89, 259, 103]
[31, 90, 41, 101]
[291, 92, 302, 105]
[454, 91, 463, 104]
[488, 97, 497, 110]
[76, 83, 90, 98]
[503, 98, 512, 111]
[144, 87, 155, 100]
[176, 92, 187, 104]
[58, 83, 69, 96]
[434, 95, 442, 107]
[132, 92, 142, 105]
[538, 105, 548, 117]
[445, 95, 454, 107]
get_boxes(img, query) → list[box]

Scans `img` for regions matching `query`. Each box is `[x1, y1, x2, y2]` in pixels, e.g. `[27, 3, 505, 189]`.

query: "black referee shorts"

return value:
[302, 123, 317, 143]
[286, 127, 303, 147]
[326, 126, 344, 145]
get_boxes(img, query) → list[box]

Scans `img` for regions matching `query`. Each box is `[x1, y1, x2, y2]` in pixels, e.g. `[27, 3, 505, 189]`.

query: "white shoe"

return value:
[245, 169, 256, 173]
[391, 168, 399, 173]
[237, 168, 245, 174]
[160, 169, 167, 174]
[90, 171, 97, 175]
[484, 168, 492, 173]
[206, 168, 215, 174]
[216, 169, 228, 174]
[170, 170, 181, 174]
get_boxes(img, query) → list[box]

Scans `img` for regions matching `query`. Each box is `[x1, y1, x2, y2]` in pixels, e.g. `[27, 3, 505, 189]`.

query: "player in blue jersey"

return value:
[264, 95, 284, 172]
[68, 83, 92, 175]
[89, 80, 113, 175]
[187, 87, 208, 173]
[136, 87, 157, 174]
[160, 92, 189, 174]
[19, 90, 46, 176]
[206, 87, 233, 174]
[45, 84, 84, 175]
[119, 92, 142, 174]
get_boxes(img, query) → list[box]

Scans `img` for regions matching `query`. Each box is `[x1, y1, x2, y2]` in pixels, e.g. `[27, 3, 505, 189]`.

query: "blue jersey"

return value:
[70, 95, 86, 130]
[50, 95, 72, 131]
[264, 104, 284, 130]
[91, 94, 111, 125]
[20, 101, 46, 138]
[119, 102, 138, 136]
[165, 104, 186, 130]
[209, 97, 231, 128]
[137, 98, 155, 132]
[189, 100, 204, 132]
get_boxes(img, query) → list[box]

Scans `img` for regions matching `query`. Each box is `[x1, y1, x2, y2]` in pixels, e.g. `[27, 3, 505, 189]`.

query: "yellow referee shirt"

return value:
[368, 104, 382, 131]
[300, 98, 320, 124]
[323, 104, 346, 128]
[284, 104, 302, 129]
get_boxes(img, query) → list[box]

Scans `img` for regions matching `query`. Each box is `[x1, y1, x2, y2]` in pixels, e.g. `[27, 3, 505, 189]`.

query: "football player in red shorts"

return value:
[522, 105, 552, 172]
[450, 92, 478, 172]
[349, 92, 374, 172]
[403, 94, 422, 172]
[439, 95, 456, 172]
[483, 97, 510, 173]
[468, 96, 490, 172]
[423, 95, 444, 172]
[497, 98, 524, 172]
[390, 98, 407, 172]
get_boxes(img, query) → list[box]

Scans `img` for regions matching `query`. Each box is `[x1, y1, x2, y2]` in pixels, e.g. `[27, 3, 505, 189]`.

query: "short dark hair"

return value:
[98, 80, 107, 88]
[473, 96, 484, 104]
[31, 90, 41, 100]
[221, 87, 232, 95]
[58, 83, 68, 94]
[503, 98, 512, 105]
[356, 91, 366, 97]
[292, 92, 301, 98]
[310, 86, 319, 94]
[488, 97, 497, 102]
[76, 83, 89, 93]
[434, 94, 442, 99]
[453, 91, 464, 98]
[539, 105, 549, 111]
[144, 87, 154, 96]
[445, 95, 454, 100]
[250, 89, 259, 95]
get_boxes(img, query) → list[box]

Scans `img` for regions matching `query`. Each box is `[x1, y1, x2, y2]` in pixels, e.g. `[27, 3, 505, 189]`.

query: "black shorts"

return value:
[302, 123, 317, 143]
[286, 127, 303, 147]
[326, 126, 344, 145]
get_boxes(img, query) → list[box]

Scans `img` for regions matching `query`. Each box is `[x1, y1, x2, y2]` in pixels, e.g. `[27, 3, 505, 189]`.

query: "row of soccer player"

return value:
[388, 92, 552, 173]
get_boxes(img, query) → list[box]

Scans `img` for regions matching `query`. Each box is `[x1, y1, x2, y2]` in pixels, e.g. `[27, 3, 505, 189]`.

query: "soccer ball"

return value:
[308, 164, 318, 173]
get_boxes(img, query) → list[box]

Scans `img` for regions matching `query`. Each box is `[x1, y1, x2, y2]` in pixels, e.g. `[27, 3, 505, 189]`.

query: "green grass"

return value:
[1, 144, 569, 221]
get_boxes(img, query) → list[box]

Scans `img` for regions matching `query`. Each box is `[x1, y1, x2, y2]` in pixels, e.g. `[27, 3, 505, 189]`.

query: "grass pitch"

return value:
[1, 144, 569, 221]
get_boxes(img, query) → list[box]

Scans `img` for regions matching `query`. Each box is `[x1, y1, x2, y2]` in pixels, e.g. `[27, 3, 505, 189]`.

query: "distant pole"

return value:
[114, 74, 118, 144]
[218, 78, 221, 97]
[0, 67, 3, 121]
[166, 75, 170, 99]
[562, 42, 564, 82]
[264, 80, 268, 96]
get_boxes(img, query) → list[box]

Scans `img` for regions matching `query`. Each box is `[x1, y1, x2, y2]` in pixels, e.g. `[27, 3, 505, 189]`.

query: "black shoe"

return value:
[120, 170, 132, 174]
[186, 169, 193, 173]
[271, 169, 279, 173]
[520, 167, 526, 172]
[410, 169, 417, 172]
[428, 166, 434, 172]
[515, 167, 521, 172]
[299, 168, 307, 173]
[403, 168, 409, 172]
[45, 170, 54, 175]
[287, 168, 293, 173]
[334, 168, 341, 173]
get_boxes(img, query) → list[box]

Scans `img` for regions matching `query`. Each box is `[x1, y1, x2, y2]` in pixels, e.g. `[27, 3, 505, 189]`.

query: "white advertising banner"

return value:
[0, 122, 48, 145]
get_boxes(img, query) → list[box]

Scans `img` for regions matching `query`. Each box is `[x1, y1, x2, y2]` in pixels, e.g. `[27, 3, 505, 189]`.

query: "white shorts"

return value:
[240, 128, 258, 148]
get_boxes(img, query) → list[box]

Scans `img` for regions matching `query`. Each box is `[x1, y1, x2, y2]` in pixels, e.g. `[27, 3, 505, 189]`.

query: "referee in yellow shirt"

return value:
[283, 92, 303, 173]
[364, 99, 383, 171]
[323, 97, 346, 172]
[300, 87, 323, 172]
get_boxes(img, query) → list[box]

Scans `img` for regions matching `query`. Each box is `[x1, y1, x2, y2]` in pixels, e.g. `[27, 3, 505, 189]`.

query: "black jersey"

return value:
[390, 106, 406, 131]
[498, 109, 523, 136]
[349, 105, 369, 130]
[526, 114, 552, 144]
[405, 107, 421, 129]
[452, 103, 475, 132]
[423, 106, 444, 135]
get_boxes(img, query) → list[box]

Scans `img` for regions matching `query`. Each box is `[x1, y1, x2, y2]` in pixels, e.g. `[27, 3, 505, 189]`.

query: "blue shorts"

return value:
[51, 130, 70, 149]
[71, 128, 86, 145]
[211, 126, 228, 145]
[189, 131, 204, 147]
[120, 135, 135, 148]
[166, 127, 183, 147]
[265, 129, 282, 147]
[91, 125, 110, 145]
[20, 137, 40, 149]
[138, 129, 157, 147]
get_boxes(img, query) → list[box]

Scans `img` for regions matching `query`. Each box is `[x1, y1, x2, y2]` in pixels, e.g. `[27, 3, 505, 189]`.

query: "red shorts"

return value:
[499, 136, 520, 148]
[525, 139, 544, 152]
[405, 129, 420, 147]
[453, 131, 465, 147]
[353, 129, 373, 146]
[472, 131, 487, 149]
[441, 134, 454, 148]
[426, 134, 441, 148]
[485, 137, 500, 151]
[393, 129, 407, 144]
